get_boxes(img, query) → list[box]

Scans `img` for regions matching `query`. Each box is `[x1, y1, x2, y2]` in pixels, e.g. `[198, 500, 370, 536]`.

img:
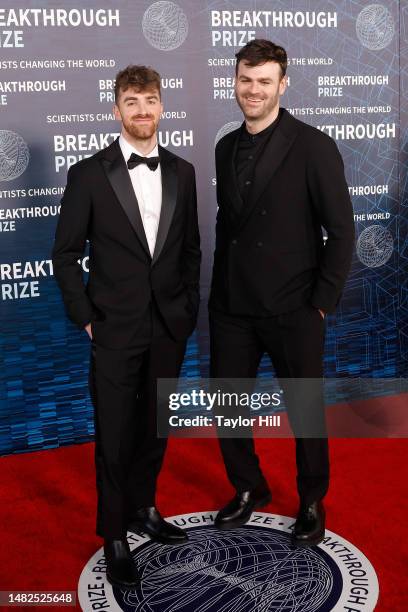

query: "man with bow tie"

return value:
[52, 65, 201, 588]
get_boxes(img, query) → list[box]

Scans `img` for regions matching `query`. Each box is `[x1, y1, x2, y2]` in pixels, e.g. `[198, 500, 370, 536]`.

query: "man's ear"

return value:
[113, 104, 121, 121]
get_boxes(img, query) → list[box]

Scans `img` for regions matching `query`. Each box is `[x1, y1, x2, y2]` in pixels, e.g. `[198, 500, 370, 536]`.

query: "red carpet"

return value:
[0, 438, 407, 611]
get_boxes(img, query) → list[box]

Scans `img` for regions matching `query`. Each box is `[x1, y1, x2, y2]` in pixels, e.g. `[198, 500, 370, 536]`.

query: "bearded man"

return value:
[52, 65, 200, 587]
[209, 40, 354, 546]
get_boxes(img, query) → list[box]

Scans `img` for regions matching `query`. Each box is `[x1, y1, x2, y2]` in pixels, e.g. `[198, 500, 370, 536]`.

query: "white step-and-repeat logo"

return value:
[142, 1, 189, 51]
[356, 4, 395, 50]
[0, 130, 30, 181]
[356, 225, 394, 268]
[78, 512, 379, 611]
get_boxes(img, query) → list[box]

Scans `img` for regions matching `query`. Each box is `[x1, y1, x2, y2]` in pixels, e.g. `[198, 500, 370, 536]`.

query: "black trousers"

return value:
[89, 303, 186, 539]
[209, 303, 329, 505]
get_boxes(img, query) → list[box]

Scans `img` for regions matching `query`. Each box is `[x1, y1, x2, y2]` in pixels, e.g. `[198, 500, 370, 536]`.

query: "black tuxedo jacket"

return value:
[209, 107, 355, 316]
[52, 138, 201, 349]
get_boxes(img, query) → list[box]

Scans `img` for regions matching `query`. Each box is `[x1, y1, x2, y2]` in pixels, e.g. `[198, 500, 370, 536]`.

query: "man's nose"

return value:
[136, 102, 149, 115]
[247, 82, 261, 96]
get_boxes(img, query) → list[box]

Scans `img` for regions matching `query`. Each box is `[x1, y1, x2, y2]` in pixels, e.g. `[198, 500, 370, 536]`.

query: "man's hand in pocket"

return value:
[85, 322, 93, 340]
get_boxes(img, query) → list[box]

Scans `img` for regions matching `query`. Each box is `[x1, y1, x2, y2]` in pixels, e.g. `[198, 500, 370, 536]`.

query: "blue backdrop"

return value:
[0, 0, 406, 454]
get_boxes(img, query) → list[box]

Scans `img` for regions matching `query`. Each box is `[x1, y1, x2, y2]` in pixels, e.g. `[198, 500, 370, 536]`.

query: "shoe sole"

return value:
[292, 531, 325, 548]
[106, 572, 140, 590]
[128, 523, 188, 545]
[215, 492, 272, 531]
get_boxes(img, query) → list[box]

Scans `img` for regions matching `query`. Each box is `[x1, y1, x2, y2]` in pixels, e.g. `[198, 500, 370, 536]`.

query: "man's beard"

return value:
[123, 116, 156, 140]
[237, 92, 279, 122]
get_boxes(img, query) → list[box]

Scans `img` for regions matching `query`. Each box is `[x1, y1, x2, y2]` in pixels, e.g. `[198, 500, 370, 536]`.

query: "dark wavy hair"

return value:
[235, 39, 287, 78]
[115, 65, 161, 102]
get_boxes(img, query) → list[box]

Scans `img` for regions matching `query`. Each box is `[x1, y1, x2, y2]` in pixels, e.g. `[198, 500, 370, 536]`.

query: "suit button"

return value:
[260, 209, 267, 215]
[231, 239, 237, 245]
[256, 241, 263, 247]
[245, 180, 251, 186]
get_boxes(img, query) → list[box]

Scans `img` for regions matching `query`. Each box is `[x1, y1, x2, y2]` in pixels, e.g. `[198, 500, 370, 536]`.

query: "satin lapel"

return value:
[237, 114, 299, 231]
[151, 146, 178, 265]
[101, 141, 151, 258]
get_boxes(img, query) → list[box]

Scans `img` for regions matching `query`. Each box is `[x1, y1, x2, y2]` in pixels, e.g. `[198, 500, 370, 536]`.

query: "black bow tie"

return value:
[127, 152, 160, 171]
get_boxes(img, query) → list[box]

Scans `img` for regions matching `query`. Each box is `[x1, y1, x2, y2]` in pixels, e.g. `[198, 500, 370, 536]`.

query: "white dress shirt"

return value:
[119, 134, 162, 257]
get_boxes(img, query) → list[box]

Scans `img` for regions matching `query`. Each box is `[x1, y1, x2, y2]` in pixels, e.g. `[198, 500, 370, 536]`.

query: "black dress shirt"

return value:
[235, 108, 283, 204]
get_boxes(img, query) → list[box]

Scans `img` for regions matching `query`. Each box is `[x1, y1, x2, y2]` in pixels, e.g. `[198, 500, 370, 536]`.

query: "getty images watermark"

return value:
[157, 377, 408, 439]
[168, 388, 283, 430]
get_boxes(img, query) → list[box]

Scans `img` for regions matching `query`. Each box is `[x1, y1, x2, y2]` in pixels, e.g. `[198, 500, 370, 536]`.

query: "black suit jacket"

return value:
[52, 138, 201, 349]
[209, 107, 355, 316]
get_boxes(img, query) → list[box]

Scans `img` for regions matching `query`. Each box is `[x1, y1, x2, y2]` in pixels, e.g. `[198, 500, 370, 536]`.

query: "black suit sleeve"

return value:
[214, 141, 229, 253]
[307, 134, 355, 313]
[182, 165, 201, 312]
[52, 164, 94, 328]
[215, 139, 228, 246]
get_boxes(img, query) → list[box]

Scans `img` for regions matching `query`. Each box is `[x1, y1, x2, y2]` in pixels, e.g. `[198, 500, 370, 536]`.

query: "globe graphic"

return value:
[115, 526, 340, 611]
[356, 225, 393, 267]
[215, 121, 242, 147]
[356, 4, 394, 50]
[0, 130, 30, 181]
[142, 1, 188, 51]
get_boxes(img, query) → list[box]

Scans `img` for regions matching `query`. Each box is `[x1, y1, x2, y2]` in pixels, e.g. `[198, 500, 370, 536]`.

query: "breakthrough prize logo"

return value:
[0, 130, 30, 181]
[356, 4, 395, 50]
[78, 512, 379, 611]
[142, 1, 188, 51]
[215, 121, 242, 147]
[356, 225, 394, 268]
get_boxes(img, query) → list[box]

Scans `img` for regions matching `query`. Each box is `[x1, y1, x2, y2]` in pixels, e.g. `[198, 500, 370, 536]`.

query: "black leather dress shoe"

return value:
[128, 507, 188, 545]
[215, 481, 272, 530]
[293, 500, 325, 547]
[104, 538, 140, 589]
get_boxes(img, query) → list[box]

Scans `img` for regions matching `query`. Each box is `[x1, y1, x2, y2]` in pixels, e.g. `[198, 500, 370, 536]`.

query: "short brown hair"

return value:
[235, 39, 287, 78]
[114, 65, 161, 102]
